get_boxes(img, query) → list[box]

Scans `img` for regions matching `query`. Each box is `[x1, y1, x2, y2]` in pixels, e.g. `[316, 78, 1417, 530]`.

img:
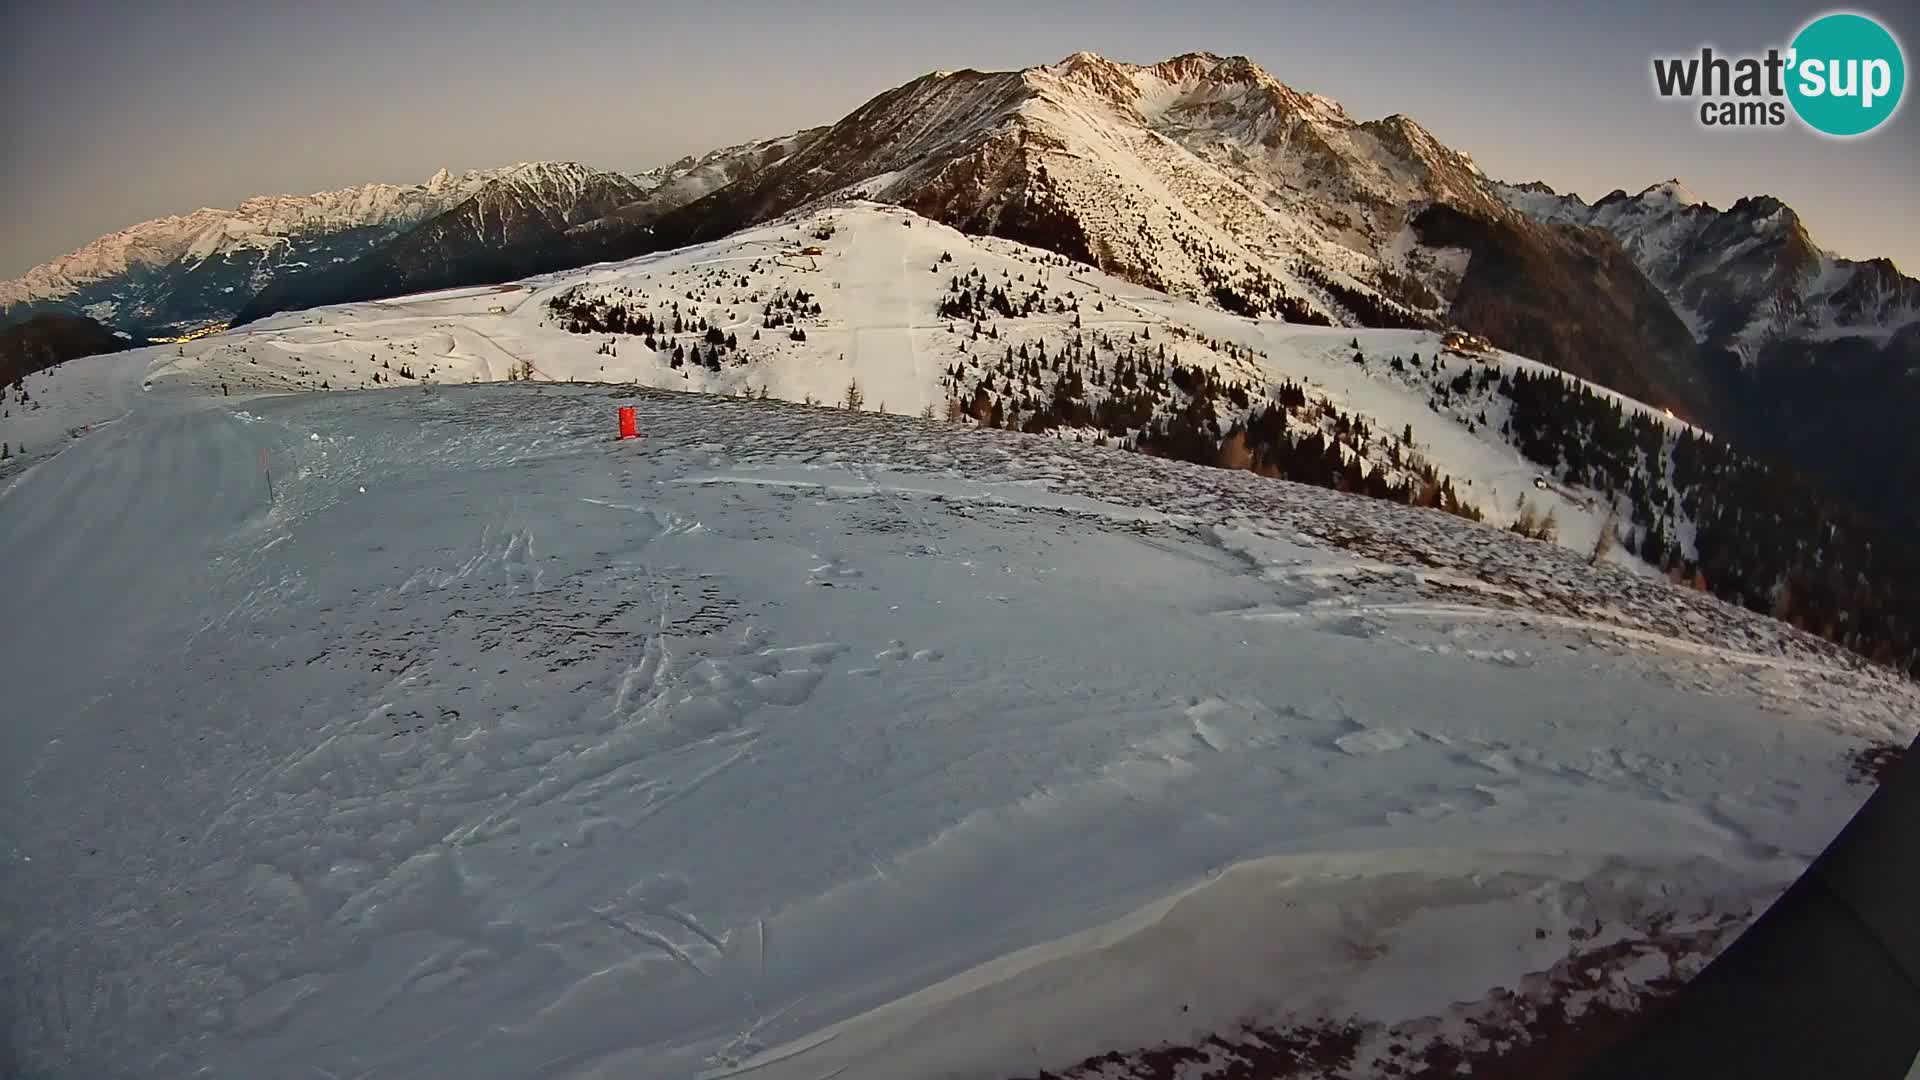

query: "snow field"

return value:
[3, 379, 1912, 1078]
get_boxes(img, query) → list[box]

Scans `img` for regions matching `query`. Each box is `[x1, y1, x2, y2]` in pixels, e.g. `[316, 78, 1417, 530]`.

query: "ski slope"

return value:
[2, 352, 1915, 1077]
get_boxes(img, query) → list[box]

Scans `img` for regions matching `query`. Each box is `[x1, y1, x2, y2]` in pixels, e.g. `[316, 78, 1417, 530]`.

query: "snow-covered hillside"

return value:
[2, 342, 1914, 1078]
[109, 203, 1694, 570]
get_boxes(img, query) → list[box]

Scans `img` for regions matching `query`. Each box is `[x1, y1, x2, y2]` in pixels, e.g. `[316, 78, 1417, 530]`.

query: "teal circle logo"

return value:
[1787, 12, 1906, 136]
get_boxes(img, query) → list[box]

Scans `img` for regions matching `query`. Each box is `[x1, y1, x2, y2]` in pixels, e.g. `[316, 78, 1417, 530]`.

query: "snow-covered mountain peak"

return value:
[1149, 50, 1268, 82]
[480, 160, 622, 198]
[1589, 182, 1714, 224]
[1636, 178, 1706, 209]
[400, 162, 654, 241]
[614, 129, 829, 221]
[1033, 49, 1352, 130]
[168, 201, 1687, 569]
[1502, 179, 1715, 224]
[1038, 49, 1286, 105]
[1051, 48, 1131, 75]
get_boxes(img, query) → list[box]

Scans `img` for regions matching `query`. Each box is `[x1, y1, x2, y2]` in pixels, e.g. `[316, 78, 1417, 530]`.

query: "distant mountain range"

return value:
[7, 49, 1918, 533]
[1495, 179, 1920, 359]
[0, 167, 514, 338]
[1494, 178, 1920, 534]
[0, 135, 825, 342]
[230, 161, 654, 322]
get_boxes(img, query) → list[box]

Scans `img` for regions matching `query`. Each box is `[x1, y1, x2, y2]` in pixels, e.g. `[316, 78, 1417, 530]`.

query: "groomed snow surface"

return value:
[4, 354, 1916, 1079]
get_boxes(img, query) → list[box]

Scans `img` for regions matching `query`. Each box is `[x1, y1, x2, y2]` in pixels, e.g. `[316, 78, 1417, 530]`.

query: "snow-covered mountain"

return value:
[645, 51, 1504, 326]
[623, 128, 830, 220]
[156, 205, 1625, 555]
[21, 50, 1920, 540]
[3, 168, 483, 296]
[156, 52, 1807, 428]
[0, 167, 514, 337]
[237, 47, 1695, 411]
[1495, 178, 1920, 361]
[596, 51, 1715, 420]
[9, 49, 1920, 1080]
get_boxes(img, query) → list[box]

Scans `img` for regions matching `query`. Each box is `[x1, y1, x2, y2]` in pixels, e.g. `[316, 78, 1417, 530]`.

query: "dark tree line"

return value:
[1296, 263, 1438, 331]
[1503, 370, 1669, 497]
[761, 288, 819, 328]
[1500, 366, 1920, 674]
[1169, 227, 1332, 325]
[1202, 400, 1475, 514]
[938, 265, 1081, 321]
[942, 324, 1483, 524]
[543, 285, 747, 374]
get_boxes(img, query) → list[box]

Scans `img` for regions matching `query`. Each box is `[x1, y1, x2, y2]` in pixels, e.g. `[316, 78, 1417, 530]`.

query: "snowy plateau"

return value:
[3, 203, 1918, 1080]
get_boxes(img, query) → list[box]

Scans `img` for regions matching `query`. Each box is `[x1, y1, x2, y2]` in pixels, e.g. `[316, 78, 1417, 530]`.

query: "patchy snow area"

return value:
[2, 354, 1914, 1077]
[741, 850, 1762, 1080]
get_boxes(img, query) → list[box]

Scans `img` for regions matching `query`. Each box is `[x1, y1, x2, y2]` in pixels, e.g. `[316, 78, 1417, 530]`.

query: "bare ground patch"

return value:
[1014, 912, 1746, 1080]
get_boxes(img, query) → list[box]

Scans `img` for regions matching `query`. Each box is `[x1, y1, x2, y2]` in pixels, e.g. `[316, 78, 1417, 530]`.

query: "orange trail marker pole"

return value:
[617, 406, 639, 440]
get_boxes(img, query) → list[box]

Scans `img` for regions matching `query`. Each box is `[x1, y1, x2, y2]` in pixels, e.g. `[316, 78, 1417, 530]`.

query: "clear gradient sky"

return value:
[3, 0, 1916, 278]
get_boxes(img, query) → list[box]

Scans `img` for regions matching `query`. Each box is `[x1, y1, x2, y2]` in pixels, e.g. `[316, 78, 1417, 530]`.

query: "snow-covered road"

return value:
[2, 379, 1913, 1079]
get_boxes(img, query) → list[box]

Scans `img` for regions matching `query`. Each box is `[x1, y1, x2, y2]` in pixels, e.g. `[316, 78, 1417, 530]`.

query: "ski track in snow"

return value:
[840, 210, 926, 415]
[2, 371, 1916, 1078]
